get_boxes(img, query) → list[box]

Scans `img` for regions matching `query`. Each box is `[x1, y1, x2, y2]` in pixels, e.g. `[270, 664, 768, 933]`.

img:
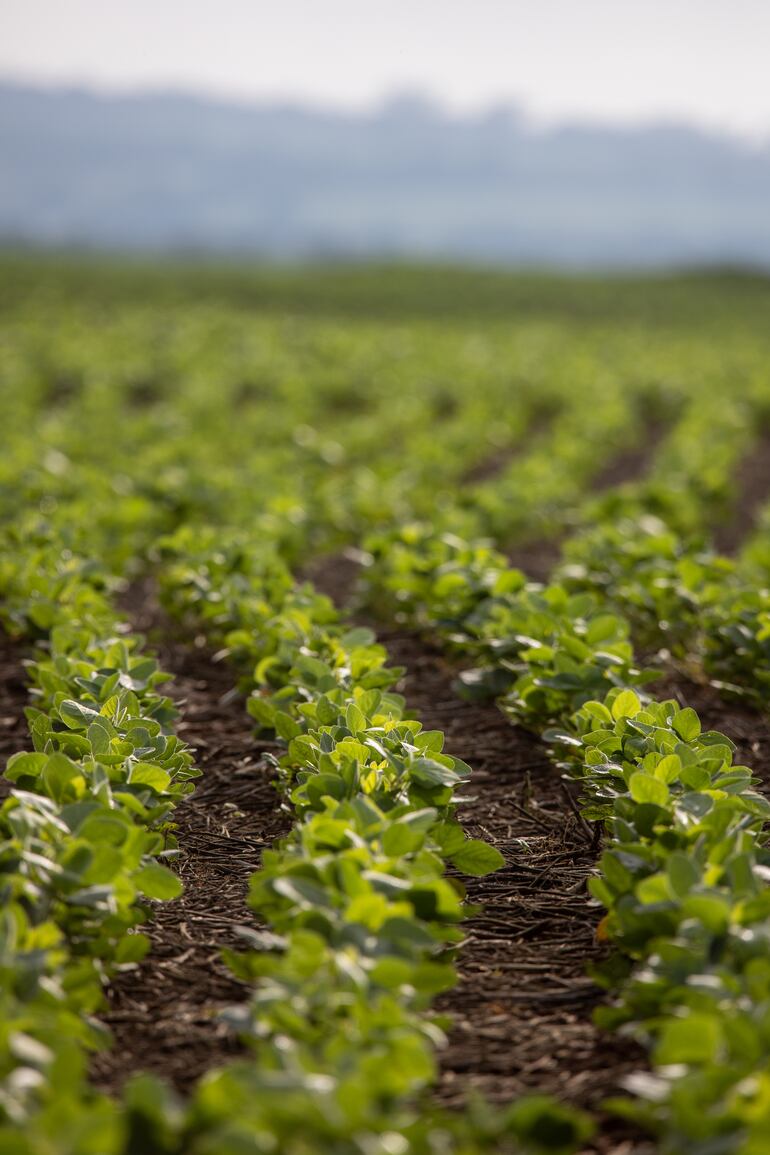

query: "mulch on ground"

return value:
[91, 589, 291, 1095]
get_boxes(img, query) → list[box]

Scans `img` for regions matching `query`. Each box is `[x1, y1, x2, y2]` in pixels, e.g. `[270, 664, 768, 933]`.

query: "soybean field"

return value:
[3, 256, 770, 1155]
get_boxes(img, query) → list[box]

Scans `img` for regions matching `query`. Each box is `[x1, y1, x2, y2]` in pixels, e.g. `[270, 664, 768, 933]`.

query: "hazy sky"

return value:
[2, 0, 770, 139]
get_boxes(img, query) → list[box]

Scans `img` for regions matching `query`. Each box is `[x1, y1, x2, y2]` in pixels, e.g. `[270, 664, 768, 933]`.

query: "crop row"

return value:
[364, 485, 770, 714]
[5, 269, 770, 681]
[0, 521, 591, 1154]
[7, 262, 770, 582]
[362, 527, 770, 1153]
[0, 534, 197, 1149]
[555, 515, 770, 705]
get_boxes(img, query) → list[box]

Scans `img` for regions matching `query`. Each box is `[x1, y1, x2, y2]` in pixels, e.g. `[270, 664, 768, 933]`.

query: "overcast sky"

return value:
[2, 0, 769, 139]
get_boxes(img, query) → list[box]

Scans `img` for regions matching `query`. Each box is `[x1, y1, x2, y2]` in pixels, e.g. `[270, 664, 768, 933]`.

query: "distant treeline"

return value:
[3, 85, 770, 267]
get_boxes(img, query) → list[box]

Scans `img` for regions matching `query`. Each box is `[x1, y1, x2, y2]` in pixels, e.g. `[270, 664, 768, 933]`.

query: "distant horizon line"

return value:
[4, 240, 770, 281]
[2, 72, 769, 148]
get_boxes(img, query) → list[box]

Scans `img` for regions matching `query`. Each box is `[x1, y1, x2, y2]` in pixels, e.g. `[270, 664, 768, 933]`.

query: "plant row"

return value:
[0, 528, 198, 1150]
[11, 257, 768, 581]
[362, 526, 770, 1154]
[532, 407, 770, 704]
[559, 516, 770, 700]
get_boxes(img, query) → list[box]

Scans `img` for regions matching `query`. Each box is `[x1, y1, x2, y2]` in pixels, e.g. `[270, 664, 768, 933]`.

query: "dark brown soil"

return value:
[307, 557, 652, 1154]
[0, 632, 32, 798]
[713, 428, 770, 554]
[90, 590, 290, 1095]
[506, 539, 564, 582]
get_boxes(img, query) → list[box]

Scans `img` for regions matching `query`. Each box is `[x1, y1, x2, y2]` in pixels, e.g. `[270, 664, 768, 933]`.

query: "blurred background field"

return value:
[4, 252, 770, 564]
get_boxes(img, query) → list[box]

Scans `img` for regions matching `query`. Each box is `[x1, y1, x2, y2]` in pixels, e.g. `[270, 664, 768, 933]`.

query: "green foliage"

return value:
[0, 506, 584, 1151]
[558, 515, 770, 705]
[0, 524, 203, 1136]
[5, 257, 770, 1151]
[363, 526, 655, 729]
[363, 523, 770, 1151]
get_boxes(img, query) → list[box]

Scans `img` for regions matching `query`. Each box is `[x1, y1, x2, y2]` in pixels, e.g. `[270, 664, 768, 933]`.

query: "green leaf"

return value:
[611, 689, 642, 721]
[629, 772, 669, 807]
[635, 872, 670, 904]
[433, 820, 466, 856]
[582, 700, 613, 725]
[655, 1013, 723, 1065]
[274, 711, 302, 740]
[247, 696, 275, 727]
[654, 754, 682, 784]
[4, 751, 47, 782]
[415, 729, 444, 754]
[58, 699, 103, 729]
[382, 822, 426, 856]
[129, 763, 172, 792]
[345, 702, 366, 734]
[134, 861, 183, 900]
[41, 752, 84, 802]
[586, 614, 622, 645]
[673, 707, 702, 742]
[409, 757, 460, 787]
[369, 957, 413, 989]
[682, 893, 731, 933]
[315, 695, 339, 725]
[667, 852, 700, 897]
[450, 839, 505, 876]
[340, 627, 376, 648]
[115, 933, 151, 964]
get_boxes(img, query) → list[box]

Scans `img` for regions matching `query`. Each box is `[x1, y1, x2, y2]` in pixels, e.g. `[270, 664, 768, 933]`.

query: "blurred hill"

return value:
[2, 82, 770, 267]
